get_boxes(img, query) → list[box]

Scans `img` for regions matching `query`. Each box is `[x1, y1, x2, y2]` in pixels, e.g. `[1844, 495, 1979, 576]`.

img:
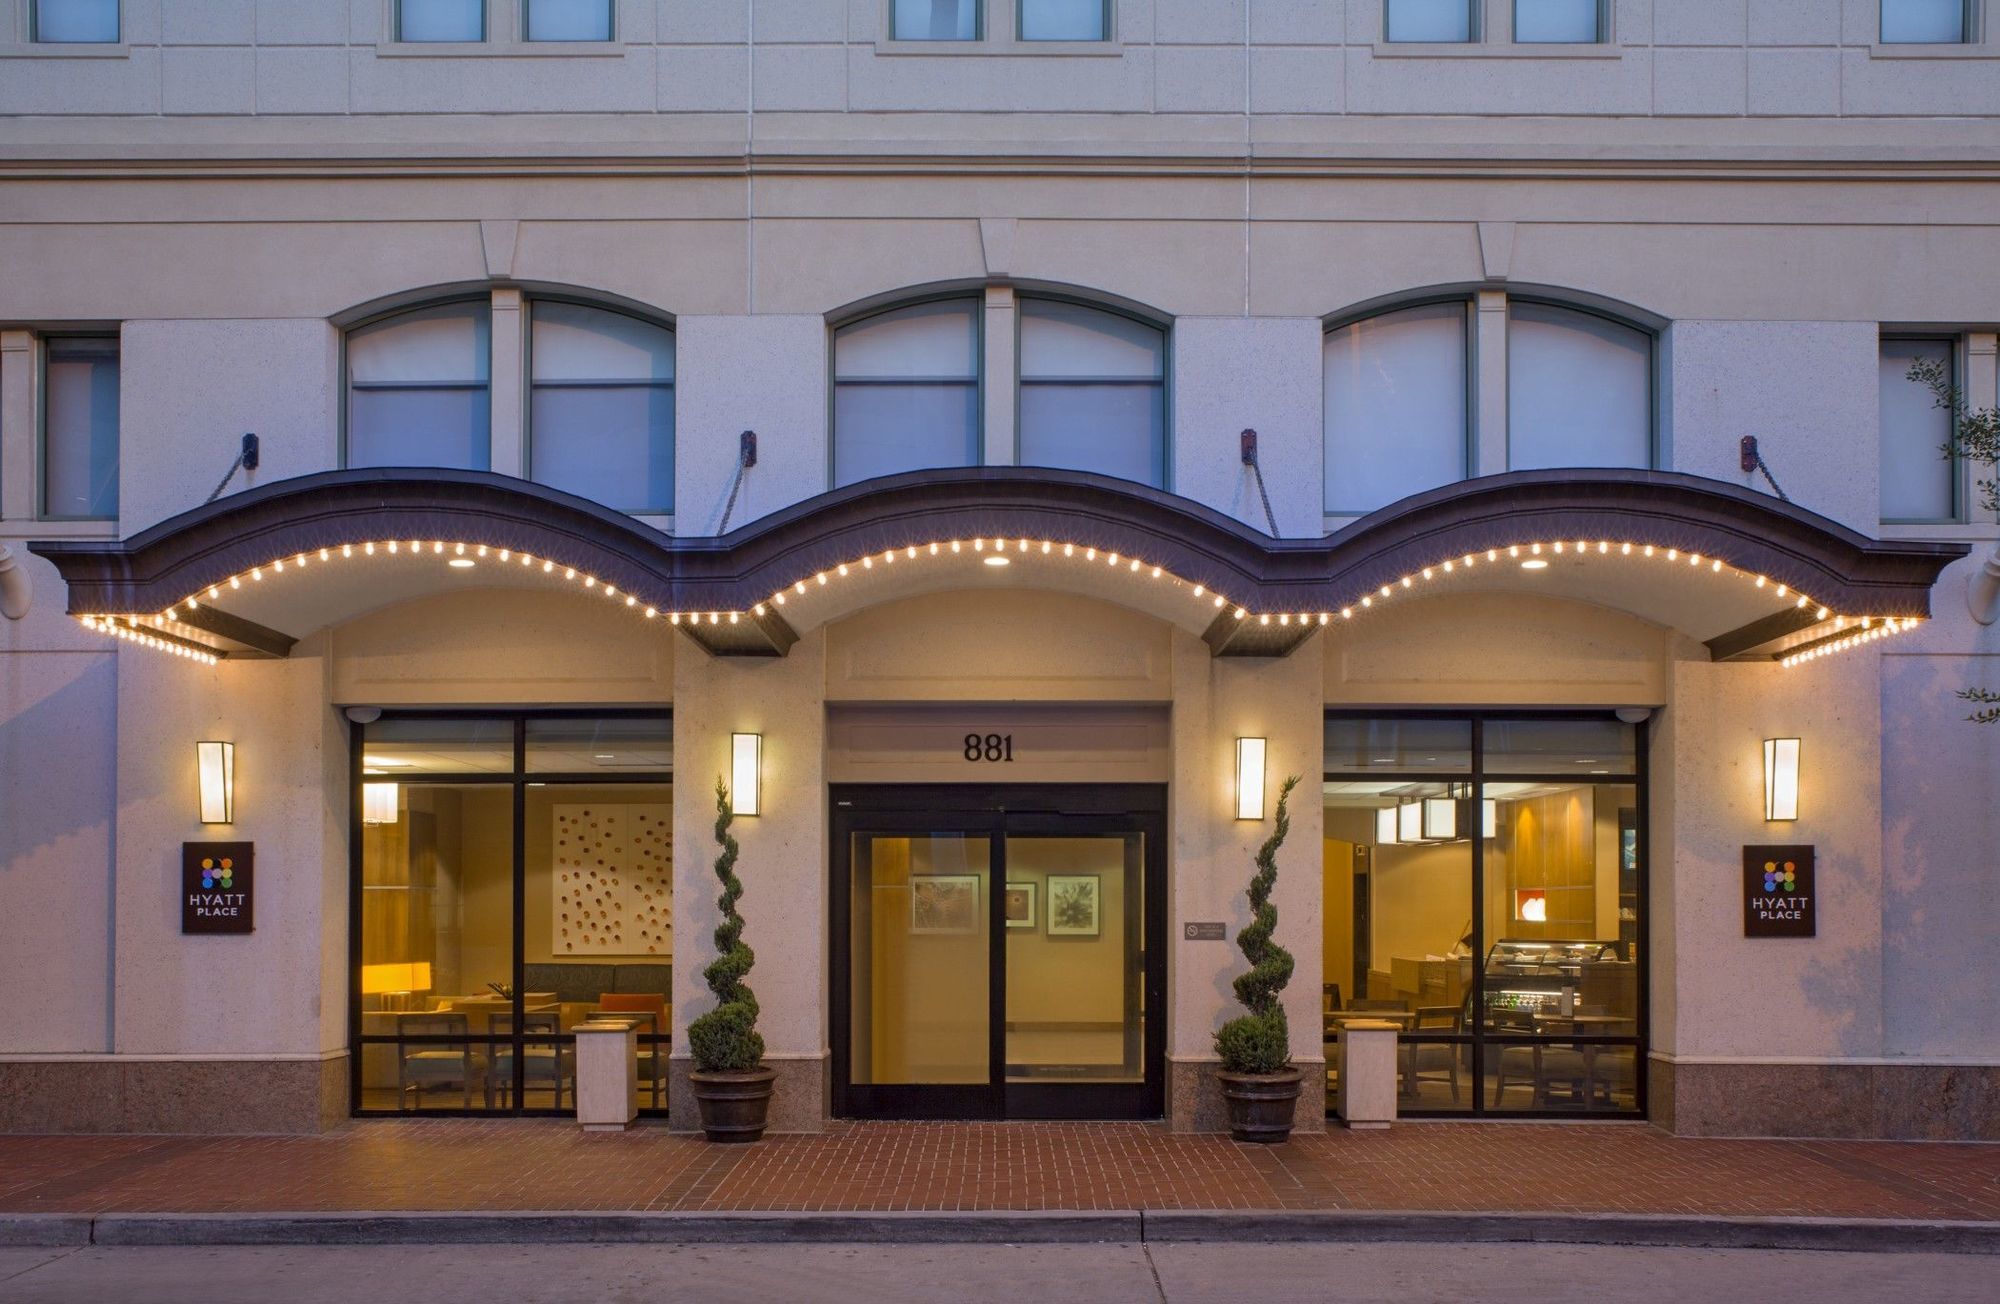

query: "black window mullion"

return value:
[511, 716, 528, 1115]
[1470, 715, 1487, 1117]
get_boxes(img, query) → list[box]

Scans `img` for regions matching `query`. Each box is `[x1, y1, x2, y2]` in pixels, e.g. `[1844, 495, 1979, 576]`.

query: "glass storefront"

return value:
[1323, 712, 1646, 1118]
[351, 712, 672, 1115]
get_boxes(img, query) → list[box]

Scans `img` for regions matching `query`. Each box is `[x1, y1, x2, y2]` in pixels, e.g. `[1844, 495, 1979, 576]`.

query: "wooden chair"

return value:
[491, 1012, 573, 1109]
[396, 1013, 487, 1110]
[596, 992, 668, 1107]
[1403, 1005, 1464, 1104]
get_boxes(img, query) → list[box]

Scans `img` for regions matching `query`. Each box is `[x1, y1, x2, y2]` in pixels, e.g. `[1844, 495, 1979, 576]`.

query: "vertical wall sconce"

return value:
[196, 741, 235, 825]
[1481, 798, 1498, 839]
[361, 782, 400, 826]
[1234, 737, 1267, 820]
[732, 732, 763, 817]
[1763, 737, 1801, 821]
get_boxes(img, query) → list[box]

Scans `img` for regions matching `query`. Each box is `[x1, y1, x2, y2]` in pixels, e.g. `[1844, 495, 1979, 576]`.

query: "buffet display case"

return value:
[1482, 939, 1635, 1025]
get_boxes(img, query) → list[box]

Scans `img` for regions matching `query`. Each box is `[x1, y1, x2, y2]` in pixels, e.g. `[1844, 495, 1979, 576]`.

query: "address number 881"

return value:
[963, 733, 1014, 763]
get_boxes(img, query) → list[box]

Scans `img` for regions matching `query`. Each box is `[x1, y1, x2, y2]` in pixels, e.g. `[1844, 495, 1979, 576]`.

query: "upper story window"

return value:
[1506, 302, 1651, 471]
[1017, 299, 1165, 486]
[894, 0, 981, 41]
[1386, 0, 1476, 42]
[1879, 337, 1958, 523]
[397, 0, 487, 43]
[832, 299, 981, 489]
[32, 0, 118, 43]
[1881, 0, 1973, 43]
[41, 335, 119, 520]
[1325, 293, 1657, 515]
[346, 301, 492, 471]
[1021, 0, 1108, 41]
[529, 301, 674, 513]
[1514, 0, 1602, 44]
[1324, 303, 1469, 514]
[525, 0, 612, 42]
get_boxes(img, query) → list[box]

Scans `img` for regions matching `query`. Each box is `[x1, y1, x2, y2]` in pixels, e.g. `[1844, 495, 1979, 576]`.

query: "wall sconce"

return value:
[1763, 737, 1801, 821]
[196, 741, 235, 825]
[1234, 737, 1267, 820]
[1422, 796, 1457, 840]
[1397, 800, 1423, 843]
[1375, 806, 1399, 846]
[361, 782, 400, 826]
[732, 732, 763, 817]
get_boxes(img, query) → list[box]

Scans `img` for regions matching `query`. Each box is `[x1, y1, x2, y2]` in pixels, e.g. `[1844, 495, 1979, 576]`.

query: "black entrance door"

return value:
[830, 784, 1166, 1120]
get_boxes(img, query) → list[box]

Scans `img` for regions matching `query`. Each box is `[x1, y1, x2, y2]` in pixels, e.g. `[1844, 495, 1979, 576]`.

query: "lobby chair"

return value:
[491, 1012, 573, 1110]
[596, 992, 668, 1108]
[1404, 1005, 1464, 1104]
[396, 1013, 488, 1110]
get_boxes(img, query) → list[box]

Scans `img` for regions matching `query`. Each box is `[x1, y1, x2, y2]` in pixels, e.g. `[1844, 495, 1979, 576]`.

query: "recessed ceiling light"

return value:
[983, 555, 1011, 567]
[362, 757, 411, 768]
[1520, 559, 1550, 570]
[448, 558, 476, 569]
[594, 754, 616, 761]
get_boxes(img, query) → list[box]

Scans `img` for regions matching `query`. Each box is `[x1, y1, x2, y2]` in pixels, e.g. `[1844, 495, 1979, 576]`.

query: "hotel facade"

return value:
[0, 0, 1996, 1140]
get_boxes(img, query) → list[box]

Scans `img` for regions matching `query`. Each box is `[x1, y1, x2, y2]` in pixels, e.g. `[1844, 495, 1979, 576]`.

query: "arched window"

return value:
[832, 299, 981, 489]
[1507, 302, 1652, 470]
[528, 301, 675, 512]
[1323, 302, 1469, 514]
[345, 301, 492, 470]
[1018, 298, 1167, 488]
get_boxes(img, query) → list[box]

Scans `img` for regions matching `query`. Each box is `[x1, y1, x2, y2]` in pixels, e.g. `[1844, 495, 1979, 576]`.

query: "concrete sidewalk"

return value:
[2, 1120, 1995, 1254]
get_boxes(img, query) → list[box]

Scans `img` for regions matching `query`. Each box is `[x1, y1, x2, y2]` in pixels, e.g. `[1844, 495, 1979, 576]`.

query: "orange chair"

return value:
[597, 992, 668, 1106]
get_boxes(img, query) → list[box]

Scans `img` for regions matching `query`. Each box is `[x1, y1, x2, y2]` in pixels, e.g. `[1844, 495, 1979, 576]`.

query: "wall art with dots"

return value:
[552, 805, 672, 955]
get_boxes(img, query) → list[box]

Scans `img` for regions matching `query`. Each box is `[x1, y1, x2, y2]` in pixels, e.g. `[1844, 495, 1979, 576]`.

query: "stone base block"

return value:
[1652, 1058, 2000, 1140]
[0, 1056, 348, 1134]
[1169, 1058, 1327, 1134]
[666, 1055, 827, 1134]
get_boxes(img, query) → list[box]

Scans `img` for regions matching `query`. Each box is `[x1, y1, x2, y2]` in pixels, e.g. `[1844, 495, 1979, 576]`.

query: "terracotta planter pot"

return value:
[688, 1066, 777, 1143]
[1216, 1067, 1302, 1144]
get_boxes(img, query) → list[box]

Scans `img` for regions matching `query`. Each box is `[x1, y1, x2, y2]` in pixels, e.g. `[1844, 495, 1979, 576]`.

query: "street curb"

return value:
[84, 1210, 1143, 1247]
[2, 1209, 1993, 1253]
[1139, 1211, 2000, 1255]
[0, 1215, 92, 1248]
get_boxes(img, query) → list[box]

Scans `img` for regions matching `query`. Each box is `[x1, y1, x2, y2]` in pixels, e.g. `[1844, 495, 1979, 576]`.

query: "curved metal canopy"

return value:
[31, 466, 1965, 662]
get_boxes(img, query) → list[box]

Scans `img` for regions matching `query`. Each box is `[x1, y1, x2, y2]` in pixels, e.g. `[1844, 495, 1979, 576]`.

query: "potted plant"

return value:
[685, 777, 776, 1142]
[1214, 773, 1303, 1143]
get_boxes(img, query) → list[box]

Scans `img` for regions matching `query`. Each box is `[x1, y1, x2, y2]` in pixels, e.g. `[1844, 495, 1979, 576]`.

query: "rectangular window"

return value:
[42, 336, 119, 520]
[32, 0, 119, 43]
[346, 301, 492, 471]
[1881, 0, 1971, 43]
[1385, 0, 1476, 42]
[1021, 0, 1107, 41]
[1514, 0, 1601, 43]
[1324, 302, 1469, 514]
[1879, 338, 1958, 522]
[893, 0, 979, 40]
[524, 0, 612, 42]
[1325, 712, 1646, 1119]
[833, 299, 981, 489]
[397, 0, 486, 42]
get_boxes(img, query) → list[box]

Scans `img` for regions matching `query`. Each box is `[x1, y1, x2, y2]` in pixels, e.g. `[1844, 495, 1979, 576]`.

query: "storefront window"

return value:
[1325, 712, 1645, 1117]
[352, 712, 671, 1116]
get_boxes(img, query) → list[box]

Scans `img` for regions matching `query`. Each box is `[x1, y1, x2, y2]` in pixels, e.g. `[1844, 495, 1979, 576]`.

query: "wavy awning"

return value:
[31, 467, 1965, 663]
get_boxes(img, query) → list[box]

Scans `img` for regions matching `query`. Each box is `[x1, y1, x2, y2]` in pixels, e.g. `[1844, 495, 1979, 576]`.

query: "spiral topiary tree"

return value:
[686, 777, 764, 1073]
[1214, 774, 1302, 1075]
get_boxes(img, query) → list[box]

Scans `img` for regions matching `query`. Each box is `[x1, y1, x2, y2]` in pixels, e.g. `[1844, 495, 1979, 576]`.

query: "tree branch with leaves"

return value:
[1908, 355, 2000, 723]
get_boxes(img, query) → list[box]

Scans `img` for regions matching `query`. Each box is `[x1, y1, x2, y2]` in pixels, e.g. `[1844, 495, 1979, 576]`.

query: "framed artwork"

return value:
[553, 804, 672, 956]
[1003, 881, 1037, 930]
[1046, 874, 1101, 937]
[910, 874, 980, 934]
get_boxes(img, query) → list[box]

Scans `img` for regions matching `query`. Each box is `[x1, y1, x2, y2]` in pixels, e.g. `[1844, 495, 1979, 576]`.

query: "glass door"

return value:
[831, 786, 1165, 1121]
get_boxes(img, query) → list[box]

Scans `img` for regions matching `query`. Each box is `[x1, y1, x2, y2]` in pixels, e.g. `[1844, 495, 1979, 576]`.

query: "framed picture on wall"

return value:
[1003, 881, 1037, 930]
[1046, 874, 1101, 937]
[910, 874, 980, 935]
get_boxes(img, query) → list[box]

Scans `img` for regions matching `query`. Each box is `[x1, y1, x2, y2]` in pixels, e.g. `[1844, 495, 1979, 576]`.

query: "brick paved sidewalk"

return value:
[0, 1122, 1995, 1222]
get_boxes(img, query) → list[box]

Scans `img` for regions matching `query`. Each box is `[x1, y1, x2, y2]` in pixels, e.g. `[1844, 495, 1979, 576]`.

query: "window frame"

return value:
[1322, 296, 1476, 517]
[394, 0, 489, 44]
[348, 707, 673, 1120]
[1323, 707, 1649, 1123]
[1879, 0, 1978, 44]
[339, 295, 496, 475]
[30, 0, 119, 44]
[1012, 292, 1172, 491]
[1878, 333, 1965, 526]
[1502, 295, 1659, 475]
[1511, 0, 1605, 45]
[522, 294, 676, 515]
[522, 0, 614, 43]
[1017, 0, 1110, 43]
[889, 0, 984, 42]
[828, 293, 988, 491]
[37, 330, 119, 523]
[1383, 0, 1480, 44]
